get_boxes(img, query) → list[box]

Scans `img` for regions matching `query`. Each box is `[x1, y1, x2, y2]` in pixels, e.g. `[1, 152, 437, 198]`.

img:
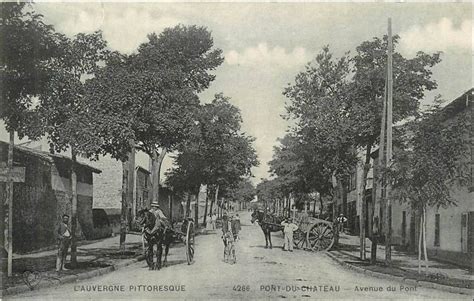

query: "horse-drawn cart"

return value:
[292, 216, 335, 251]
[251, 210, 335, 252]
[137, 209, 196, 270]
[178, 219, 196, 265]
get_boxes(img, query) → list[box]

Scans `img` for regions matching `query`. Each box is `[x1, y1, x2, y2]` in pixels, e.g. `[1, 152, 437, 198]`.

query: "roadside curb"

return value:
[1, 254, 146, 297]
[325, 251, 472, 296]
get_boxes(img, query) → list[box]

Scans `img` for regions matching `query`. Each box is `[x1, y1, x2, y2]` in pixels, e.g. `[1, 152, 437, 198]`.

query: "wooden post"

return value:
[385, 17, 394, 265]
[7, 131, 14, 276]
[69, 147, 78, 266]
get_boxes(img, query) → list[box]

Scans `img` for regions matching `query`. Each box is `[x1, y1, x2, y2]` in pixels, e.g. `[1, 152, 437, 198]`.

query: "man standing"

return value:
[221, 214, 232, 247]
[281, 218, 298, 252]
[56, 214, 71, 272]
[231, 214, 241, 241]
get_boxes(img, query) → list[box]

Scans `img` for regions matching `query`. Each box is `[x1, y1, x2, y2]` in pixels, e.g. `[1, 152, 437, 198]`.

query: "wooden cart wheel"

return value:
[185, 220, 195, 265]
[306, 221, 334, 251]
[293, 228, 306, 249]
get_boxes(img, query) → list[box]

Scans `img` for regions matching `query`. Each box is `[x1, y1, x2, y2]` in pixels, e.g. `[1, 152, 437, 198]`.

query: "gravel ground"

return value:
[9, 211, 470, 300]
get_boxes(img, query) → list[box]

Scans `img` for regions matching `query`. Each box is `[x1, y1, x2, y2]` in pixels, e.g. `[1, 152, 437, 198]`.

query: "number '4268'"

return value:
[233, 285, 250, 291]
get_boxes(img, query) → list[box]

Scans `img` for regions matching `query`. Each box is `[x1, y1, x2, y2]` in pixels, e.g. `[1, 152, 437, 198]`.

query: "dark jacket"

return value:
[56, 222, 71, 241]
[222, 218, 240, 235]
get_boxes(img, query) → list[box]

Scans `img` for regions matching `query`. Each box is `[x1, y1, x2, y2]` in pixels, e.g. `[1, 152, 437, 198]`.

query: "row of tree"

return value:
[1, 2, 258, 268]
[261, 32, 469, 268]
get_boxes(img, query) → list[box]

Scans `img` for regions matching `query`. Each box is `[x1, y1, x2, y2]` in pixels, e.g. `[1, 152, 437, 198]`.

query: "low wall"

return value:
[427, 248, 472, 269]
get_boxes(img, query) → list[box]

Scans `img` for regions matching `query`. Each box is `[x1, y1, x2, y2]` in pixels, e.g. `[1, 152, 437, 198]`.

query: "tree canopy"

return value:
[389, 100, 470, 210]
[166, 94, 259, 194]
[0, 2, 61, 136]
[85, 25, 224, 161]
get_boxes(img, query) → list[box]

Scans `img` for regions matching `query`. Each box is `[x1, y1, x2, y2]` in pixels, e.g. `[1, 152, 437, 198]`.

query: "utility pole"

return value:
[385, 18, 394, 265]
[0, 132, 25, 279]
[374, 93, 387, 264]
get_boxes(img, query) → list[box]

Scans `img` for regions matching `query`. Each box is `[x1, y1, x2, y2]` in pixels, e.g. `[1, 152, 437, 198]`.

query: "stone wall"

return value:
[0, 142, 99, 252]
[0, 144, 57, 252]
[90, 155, 122, 209]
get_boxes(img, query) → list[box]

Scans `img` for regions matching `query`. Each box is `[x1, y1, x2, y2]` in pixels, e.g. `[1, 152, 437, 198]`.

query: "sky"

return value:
[0, 1, 472, 183]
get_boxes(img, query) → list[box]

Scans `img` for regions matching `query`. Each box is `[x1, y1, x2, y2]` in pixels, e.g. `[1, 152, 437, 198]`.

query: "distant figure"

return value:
[231, 214, 241, 240]
[56, 214, 71, 272]
[211, 212, 217, 230]
[281, 218, 298, 252]
[206, 213, 213, 231]
[336, 213, 348, 233]
[221, 214, 231, 248]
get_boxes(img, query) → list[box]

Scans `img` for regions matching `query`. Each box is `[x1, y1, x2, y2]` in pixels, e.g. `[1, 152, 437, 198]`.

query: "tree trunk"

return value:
[214, 185, 219, 218]
[185, 193, 191, 218]
[195, 189, 199, 225]
[120, 160, 128, 252]
[209, 194, 215, 220]
[359, 143, 373, 260]
[370, 181, 378, 264]
[70, 147, 78, 265]
[203, 189, 209, 226]
[151, 148, 167, 204]
[418, 212, 423, 274]
[287, 194, 291, 218]
[4, 130, 14, 278]
[127, 143, 135, 227]
[423, 205, 429, 272]
[168, 193, 173, 223]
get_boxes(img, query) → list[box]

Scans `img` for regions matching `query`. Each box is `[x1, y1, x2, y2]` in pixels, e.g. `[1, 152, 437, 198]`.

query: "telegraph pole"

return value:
[385, 18, 394, 265]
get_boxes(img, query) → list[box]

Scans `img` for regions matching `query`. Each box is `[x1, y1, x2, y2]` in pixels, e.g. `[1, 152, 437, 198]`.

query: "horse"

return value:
[136, 208, 174, 270]
[251, 209, 284, 249]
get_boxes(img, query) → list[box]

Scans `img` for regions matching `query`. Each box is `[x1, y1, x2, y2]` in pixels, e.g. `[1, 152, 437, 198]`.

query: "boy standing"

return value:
[281, 218, 298, 252]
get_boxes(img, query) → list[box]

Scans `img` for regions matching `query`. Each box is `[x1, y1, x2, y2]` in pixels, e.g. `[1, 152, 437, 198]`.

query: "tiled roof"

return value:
[0, 141, 101, 173]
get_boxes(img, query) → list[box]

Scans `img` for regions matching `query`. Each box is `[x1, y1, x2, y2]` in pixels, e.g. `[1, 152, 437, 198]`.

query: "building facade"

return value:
[0, 142, 101, 253]
[371, 89, 473, 267]
[422, 89, 473, 267]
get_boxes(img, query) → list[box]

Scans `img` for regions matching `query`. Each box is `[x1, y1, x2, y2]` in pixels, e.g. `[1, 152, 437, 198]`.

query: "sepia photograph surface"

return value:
[0, 1, 472, 300]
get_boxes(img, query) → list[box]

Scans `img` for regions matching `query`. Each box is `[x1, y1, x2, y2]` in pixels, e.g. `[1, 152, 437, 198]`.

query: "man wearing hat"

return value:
[56, 214, 71, 272]
[149, 201, 170, 234]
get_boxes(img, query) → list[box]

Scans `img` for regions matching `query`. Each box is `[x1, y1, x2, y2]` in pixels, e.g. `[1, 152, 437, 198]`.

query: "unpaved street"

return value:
[10, 211, 469, 300]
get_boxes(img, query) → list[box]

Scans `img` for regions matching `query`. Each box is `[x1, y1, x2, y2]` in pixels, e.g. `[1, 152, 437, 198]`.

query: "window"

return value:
[350, 171, 357, 191]
[434, 214, 440, 247]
